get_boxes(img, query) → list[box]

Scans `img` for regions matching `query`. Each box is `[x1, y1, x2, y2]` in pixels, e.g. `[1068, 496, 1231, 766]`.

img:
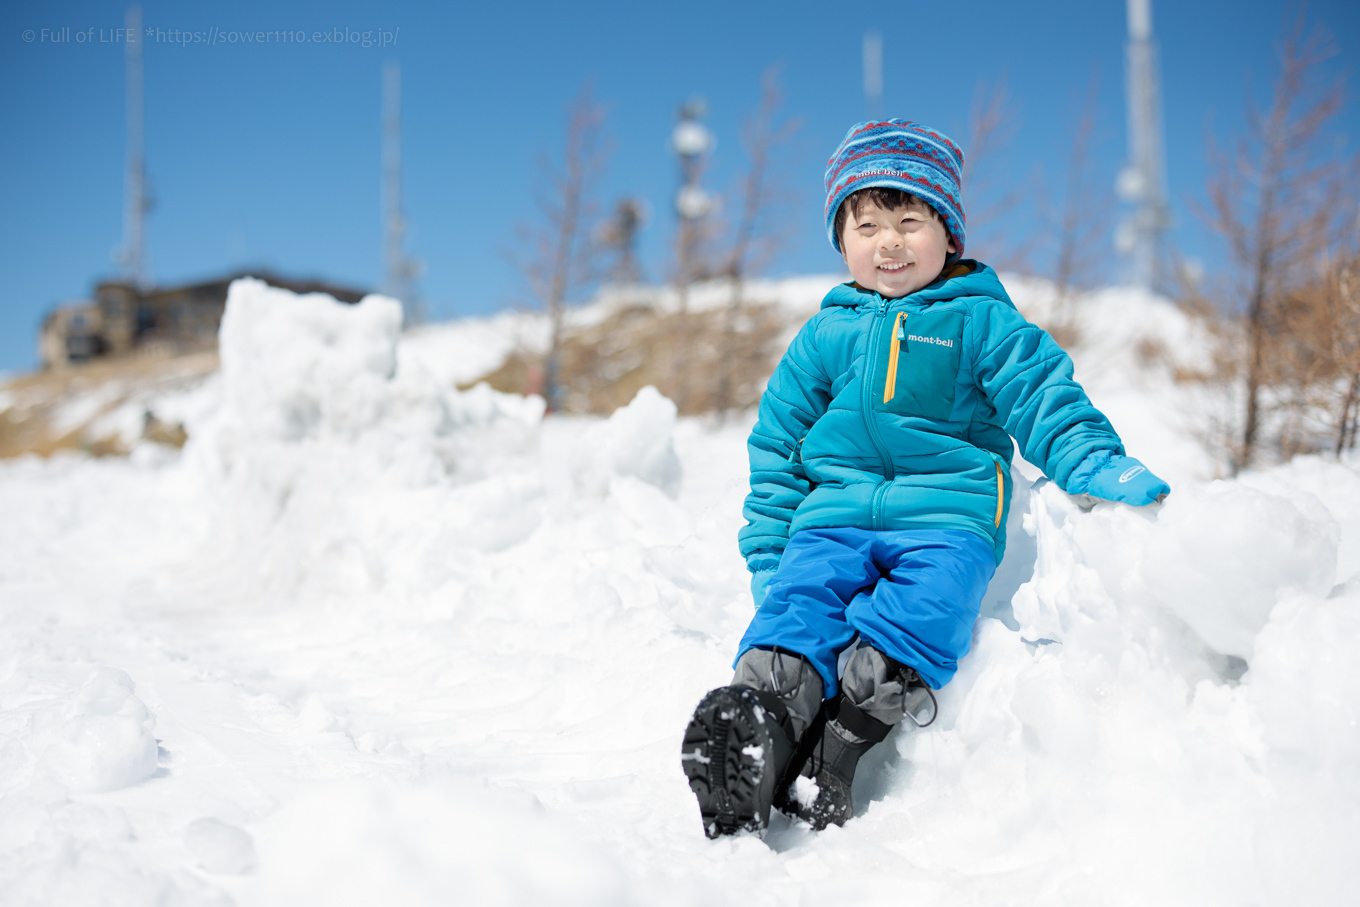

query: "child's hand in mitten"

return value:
[1069, 451, 1170, 506]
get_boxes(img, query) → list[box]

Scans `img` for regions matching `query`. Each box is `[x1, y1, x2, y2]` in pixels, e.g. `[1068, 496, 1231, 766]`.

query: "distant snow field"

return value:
[1, 277, 1356, 906]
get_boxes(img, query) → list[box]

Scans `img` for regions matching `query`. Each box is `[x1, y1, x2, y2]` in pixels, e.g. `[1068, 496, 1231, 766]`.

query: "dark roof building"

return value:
[42, 271, 369, 368]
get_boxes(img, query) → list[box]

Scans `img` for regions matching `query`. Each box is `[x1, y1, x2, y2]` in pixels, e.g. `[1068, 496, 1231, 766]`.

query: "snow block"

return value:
[573, 386, 682, 499]
[218, 278, 402, 443]
[23, 668, 159, 793]
[1142, 482, 1338, 659]
[178, 279, 544, 602]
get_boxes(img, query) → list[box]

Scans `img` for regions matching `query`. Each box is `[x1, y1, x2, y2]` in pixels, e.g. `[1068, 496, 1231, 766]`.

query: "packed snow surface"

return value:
[2, 277, 1357, 906]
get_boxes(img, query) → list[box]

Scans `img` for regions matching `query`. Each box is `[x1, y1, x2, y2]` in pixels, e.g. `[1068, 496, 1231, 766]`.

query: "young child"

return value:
[680, 120, 1169, 838]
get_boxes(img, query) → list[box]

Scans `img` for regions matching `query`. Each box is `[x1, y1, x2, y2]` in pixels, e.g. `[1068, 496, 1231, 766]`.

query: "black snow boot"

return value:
[792, 647, 938, 830]
[681, 685, 797, 839]
[790, 695, 892, 830]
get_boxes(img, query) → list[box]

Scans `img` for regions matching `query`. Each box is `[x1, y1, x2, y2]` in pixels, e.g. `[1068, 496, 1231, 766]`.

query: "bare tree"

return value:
[965, 77, 1018, 206]
[512, 84, 609, 412]
[1201, 15, 1348, 470]
[962, 76, 1035, 270]
[1275, 237, 1360, 456]
[710, 66, 802, 415]
[1326, 250, 1360, 453]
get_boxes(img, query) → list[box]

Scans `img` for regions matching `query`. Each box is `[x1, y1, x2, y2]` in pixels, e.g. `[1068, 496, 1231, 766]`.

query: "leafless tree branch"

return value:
[1198, 12, 1349, 469]
[507, 83, 610, 411]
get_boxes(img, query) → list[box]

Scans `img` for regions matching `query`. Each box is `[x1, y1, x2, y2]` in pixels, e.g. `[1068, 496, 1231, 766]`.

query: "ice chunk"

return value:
[216, 278, 402, 443]
[195, 277, 540, 483]
[175, 278, 542, 604]
[572, 386, 682, 498]
[1141, 482, 1338, 658]
[792, 774, 820, 807]
[185, 817, 256, 875]
[1248, 587, 1360, 764]
[23, 668, 159, 793]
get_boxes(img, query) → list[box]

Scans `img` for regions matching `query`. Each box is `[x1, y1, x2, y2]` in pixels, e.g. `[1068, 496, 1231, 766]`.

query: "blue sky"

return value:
[2, 0, 1357, 372]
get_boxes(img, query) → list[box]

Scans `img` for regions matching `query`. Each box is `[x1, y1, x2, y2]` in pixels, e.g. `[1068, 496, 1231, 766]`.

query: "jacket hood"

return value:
[820, 260, 1013, 310]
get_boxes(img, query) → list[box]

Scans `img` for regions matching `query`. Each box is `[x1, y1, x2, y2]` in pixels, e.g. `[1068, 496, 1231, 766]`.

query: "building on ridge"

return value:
[40, 270, 369, 369]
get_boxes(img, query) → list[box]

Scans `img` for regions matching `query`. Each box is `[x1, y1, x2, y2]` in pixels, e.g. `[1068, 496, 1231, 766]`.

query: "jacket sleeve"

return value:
[738, 317, 833, 571]
[968, 299, 1123, 490]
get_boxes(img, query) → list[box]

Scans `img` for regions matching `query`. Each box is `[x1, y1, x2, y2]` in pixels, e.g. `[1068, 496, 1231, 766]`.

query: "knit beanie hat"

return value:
[824, 120, 966, 259]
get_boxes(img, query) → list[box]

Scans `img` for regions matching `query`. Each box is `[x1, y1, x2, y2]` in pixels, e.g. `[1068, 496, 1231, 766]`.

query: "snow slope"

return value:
[1, 277, 1356, 906]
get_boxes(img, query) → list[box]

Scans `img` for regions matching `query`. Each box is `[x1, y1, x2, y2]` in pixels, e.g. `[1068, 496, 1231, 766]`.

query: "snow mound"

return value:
[1143, 482, 1337, 657]
[1239, 454, 1360, 578]
[572, 385, 682, 498]
[4, 273, 1360, 905]
[201, 278, 542, 476]
[1014, 479, 1338, 658]
[900, 477, 1359, 904]
[217, 278, 403, 443]
[182, 279, 546, 601]
[1, 668, 158, 794]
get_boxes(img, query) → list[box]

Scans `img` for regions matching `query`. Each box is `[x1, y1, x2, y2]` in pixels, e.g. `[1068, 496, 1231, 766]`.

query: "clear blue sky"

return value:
[2, 0, 1356, 372]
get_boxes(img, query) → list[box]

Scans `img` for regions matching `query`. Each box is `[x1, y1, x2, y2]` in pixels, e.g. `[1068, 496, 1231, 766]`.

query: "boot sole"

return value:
[681, 687, 781, 839]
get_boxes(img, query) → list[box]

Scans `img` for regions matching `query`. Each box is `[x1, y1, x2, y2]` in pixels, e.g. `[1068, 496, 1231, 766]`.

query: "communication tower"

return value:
[115, 5, 149, 288]
[383, 61, 423, 323]
[863, 31, 883, 120]
[1116, 0, 1171, 289]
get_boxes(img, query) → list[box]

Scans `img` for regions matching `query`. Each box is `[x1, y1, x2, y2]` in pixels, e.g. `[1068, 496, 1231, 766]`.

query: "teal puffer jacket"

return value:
[739, 262, 1123, 569]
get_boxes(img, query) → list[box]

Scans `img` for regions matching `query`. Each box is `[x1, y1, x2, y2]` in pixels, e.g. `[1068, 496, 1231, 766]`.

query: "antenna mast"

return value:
[863, 31, 883, 120]
[382, 61, 421, 323]
[1116, 0, 1171, 290]
[118, 5, 148, 287]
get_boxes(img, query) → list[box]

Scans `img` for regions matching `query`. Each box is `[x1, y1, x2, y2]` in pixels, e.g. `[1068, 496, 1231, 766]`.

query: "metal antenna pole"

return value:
[1116, 0, 1171, 290]
[120, 5, 147, 288]
[382, 61, 420, 323]
[671, 98, 715, 313]
[863, 31, 883, 121]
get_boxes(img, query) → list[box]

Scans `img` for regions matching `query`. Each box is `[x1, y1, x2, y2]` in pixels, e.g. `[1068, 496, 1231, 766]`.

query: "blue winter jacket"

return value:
[739, 261, 1124, 570]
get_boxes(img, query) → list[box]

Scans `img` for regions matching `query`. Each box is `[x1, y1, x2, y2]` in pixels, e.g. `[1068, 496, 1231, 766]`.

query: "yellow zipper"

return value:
[883, 311, 905, 403]
[993, 461, 1005, 527]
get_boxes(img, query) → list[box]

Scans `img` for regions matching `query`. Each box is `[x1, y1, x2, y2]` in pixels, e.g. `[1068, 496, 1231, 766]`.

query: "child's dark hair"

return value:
[833, 187, 943, 244]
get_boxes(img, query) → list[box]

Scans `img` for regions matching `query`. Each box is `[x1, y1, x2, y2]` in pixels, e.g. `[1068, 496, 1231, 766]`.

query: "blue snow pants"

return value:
[737, 528, 997, 696]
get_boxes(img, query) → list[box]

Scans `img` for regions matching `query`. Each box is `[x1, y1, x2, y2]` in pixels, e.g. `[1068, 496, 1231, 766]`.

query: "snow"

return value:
[572, 385, 682, 499]
[791, 775, 820, 808]
[1, 276, 1357, 906]
[2, 668, 159, 794]
[184, 818, 255, 875]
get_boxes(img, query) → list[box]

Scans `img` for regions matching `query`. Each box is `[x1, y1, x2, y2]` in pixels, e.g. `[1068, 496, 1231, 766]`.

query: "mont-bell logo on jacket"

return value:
[908, 334, 954, 348]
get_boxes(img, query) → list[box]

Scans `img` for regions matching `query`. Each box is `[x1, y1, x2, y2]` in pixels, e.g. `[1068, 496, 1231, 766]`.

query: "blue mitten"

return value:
[1069, 450, 1170, 506]
[750, 569, 776, 609]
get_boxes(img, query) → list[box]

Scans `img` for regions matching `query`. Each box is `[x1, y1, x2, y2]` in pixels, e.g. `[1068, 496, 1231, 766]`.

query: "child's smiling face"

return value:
[839, 197, 955, 298]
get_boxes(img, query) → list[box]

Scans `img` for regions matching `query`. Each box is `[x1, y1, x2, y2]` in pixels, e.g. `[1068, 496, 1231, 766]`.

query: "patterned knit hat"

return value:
[824, 120, 966, 259]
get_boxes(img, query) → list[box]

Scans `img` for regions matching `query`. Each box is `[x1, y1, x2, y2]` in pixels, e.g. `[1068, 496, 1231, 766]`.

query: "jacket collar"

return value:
[819, 259, 1012, 310]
